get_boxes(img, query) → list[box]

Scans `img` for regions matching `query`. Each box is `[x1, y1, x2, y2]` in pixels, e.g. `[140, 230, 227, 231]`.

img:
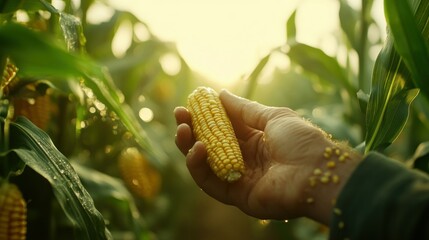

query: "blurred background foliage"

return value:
[1, 0, 429, 239]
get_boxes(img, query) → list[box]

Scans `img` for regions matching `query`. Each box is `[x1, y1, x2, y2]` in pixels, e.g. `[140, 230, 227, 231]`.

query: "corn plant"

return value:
[245, 0, 429, 168]
[0, 0, 194, 239]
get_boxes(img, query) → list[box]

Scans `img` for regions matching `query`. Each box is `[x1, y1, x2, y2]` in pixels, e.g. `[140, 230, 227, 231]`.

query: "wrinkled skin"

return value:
[174, 90, 362, 224]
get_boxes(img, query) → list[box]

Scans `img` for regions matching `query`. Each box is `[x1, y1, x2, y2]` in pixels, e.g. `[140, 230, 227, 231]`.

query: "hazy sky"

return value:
[104, 0, 384, 87]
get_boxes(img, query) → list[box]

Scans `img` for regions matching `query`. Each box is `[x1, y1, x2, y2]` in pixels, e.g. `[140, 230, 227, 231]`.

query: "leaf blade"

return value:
[0, 23, 166, 166]
[10, 117, 110, 239]
[365, 37, 418, 152]
[384, 0, 429, 98]
[8, 117, 111, 239]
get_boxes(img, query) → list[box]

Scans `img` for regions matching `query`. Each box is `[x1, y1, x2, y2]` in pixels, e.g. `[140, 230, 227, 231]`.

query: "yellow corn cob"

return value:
[0, 182, 27, 240]
[1, 61, 19, 96]
[118, 148, 161, 200]
[187, 86, 245, 182]
[12, 93, 55, 130]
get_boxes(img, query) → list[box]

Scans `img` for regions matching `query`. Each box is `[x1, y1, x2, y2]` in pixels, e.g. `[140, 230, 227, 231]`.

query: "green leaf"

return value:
[72, 162, 152, 239]
[286, 10, 297, 42]
[8, 117, 111, 239]
[0, 0, 43, 13]
[339, 0, 360, 49]
[408, 141, 429, 174]
[243, 53, 270, 99]
[0, 150, 26, 178]
[287, 43, 355, 95]
[47, 2, 87, 52]
[365, 38, 419, 152]
[0, 23, 166, 166]
[0, 23, 90, 79]
[384, 0, 429, 99]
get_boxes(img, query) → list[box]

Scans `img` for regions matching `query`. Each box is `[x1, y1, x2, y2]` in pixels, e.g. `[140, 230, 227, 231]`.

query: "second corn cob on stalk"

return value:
[118, 148, 161, 200]
[187, 86, 245, 182]
[0, 182, 27, 240]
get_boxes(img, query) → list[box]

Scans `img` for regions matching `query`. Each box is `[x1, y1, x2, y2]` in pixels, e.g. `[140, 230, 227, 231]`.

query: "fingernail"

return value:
[187, 146, 194, 157]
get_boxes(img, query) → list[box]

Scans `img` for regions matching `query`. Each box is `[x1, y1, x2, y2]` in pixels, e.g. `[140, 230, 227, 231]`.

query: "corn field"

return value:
[1, 0, 429, 239]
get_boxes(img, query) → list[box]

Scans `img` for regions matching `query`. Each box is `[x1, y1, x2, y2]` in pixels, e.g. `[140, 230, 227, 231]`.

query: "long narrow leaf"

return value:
[286, 10, 297, 43]
[365, 37, 419, 152]
[8, 117, 111, 239]
[72, 162, 152, 239]
[384, 0, 429, 98]
[287, 43, 355, 95]
[243, 53, 270, 99]
[339, 0, 360, 49]
[0, 23, 166, 166]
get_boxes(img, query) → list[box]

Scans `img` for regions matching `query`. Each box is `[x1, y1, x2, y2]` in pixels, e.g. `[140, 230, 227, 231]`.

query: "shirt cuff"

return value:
[329, 151, 429, 240]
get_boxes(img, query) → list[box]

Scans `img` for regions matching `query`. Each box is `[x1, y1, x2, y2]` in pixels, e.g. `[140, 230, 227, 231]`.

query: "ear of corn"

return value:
[1, 60, 19, 96]
[0, 182, 27, 240]
[187, 86, 245, 182]
[118, 148, 161, 200]
[12, 93, 55, 130]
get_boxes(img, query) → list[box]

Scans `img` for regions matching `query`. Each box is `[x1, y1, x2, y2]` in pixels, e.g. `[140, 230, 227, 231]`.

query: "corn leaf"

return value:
[287, 43, 355, 95]
[0, 23, 166, 166]
[7, 117, 111, 240]
[365, 0, 428, 152]
[384, 0, 429, 99]
[339, 0, 360, 49]
[409, 141, 429, 174]
[243, 53, 270, 99]
[365, 37, 419, 152]
[0, 0, 43, 13]
[286, 10, 297, 42]
[72, 162, 152, 239]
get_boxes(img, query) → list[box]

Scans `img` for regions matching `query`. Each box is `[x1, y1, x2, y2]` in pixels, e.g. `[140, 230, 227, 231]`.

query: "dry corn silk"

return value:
[187, 86, 245, 182]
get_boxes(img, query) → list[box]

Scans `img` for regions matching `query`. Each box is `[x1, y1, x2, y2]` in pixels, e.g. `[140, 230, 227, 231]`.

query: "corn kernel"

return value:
[326, 161, 336, 168]
[335, 148, 341, 156]
[324, 147, 332, 154]
[334, 208, 342, 215]
[323, 152, 331, 159]
[320, 176, 330, 183]
[323, 147, 332, 159]
[332, 175, 340, 184]
[308, 176, 317, 187]
[339, 152, 349, 162]
[187, 87, 245, 182]
[313, 168, 322, 175]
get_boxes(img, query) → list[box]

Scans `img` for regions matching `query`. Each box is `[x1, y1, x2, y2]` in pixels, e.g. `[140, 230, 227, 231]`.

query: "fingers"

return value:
[186, 141, 237, 206]
[175, 123, 194, 155]
[186, 141, 211, 182]
[221, 89, 297, 125]
[174, 107, 195, 155]
[174, 106, 192, 126]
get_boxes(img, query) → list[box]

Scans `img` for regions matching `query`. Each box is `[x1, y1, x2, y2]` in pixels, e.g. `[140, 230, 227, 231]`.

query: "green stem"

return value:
[358, 0, 371, 94]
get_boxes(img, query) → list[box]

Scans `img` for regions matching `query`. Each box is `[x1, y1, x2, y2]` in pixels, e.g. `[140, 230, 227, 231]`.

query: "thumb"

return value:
[219, 89, 275, 131]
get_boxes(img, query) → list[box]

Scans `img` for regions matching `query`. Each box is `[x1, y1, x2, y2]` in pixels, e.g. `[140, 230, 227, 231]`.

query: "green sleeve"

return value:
[329, 152, 429, 240]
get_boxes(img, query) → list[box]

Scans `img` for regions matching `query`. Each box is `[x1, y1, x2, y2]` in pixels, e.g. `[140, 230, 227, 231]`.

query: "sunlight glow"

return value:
[159, 53, 182, 76]
[134, 23, 151, 42]
[112, 20, 133, 58]
[139, 107, 154, 122]
[86, 2, 114, 24]
[107, 0, 384, 87]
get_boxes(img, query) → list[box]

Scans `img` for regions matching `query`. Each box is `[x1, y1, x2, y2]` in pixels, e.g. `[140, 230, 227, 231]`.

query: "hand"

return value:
[174, 89, 361, 224]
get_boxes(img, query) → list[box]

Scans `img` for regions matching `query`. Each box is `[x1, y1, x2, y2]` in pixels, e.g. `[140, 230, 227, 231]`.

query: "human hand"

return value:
[174, 89, 362, 224]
